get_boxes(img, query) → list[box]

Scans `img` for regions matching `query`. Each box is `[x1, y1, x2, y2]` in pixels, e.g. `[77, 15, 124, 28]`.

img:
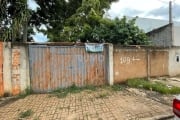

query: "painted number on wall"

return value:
[120, 56, 140, 64]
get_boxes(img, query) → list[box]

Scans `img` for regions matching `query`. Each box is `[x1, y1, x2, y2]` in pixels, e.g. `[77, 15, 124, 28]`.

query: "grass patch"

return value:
[98, 84, 126, 92]
[127, 78, 180, 94]
[110, 84, 126, 91]
[18, 87, 33, 98]
[95, 92, 110, 99]
[50, 84, 125, 98]
[19, 109, 33, 119]
[33, 117, 40, 120]
[50, 84, 97, 98]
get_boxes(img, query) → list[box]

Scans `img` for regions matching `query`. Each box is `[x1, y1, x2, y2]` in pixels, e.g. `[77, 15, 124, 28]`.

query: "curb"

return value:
[141, 114, 174, 120]
[0, 96, 19, 107]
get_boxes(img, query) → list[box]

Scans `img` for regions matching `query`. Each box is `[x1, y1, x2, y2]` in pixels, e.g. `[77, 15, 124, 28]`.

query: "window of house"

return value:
[176, 55, 179, 62]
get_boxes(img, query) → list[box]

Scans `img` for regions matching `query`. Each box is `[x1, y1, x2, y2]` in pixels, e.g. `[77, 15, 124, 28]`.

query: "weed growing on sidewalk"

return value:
[33, 117, 40, 120]
[18, 87, 33, 98]
[110, 84, 126, 91]
[19, 109, 33, 119]
[50, 84, 125, 98]
[98, 84, 126, 92]
[95, 92, 110, 99]
[127, 78, 180, 94]
[50, 84, 97, 98]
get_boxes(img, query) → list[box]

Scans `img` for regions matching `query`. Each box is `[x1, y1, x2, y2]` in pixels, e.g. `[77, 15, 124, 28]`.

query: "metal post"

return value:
[169, 1, 172, 23]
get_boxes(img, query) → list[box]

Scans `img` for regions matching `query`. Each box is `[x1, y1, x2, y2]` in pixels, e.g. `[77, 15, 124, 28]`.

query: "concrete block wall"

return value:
[1, 42, 180, 96]
[2, 43, 30, 96]
[147, 24, 172, 47]
[113, 48, 147, 83]
[149, 49, 169, 77]
[173, 26, 180, 46]
[169, 48, 180, 76]
[113, 47, 169, 83]
[147, 24, 180, 47]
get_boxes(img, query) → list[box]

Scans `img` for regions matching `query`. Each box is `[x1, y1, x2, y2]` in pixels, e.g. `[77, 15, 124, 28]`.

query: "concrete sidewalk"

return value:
[152, 77, 180, 88]
[0, 89, 172, 120]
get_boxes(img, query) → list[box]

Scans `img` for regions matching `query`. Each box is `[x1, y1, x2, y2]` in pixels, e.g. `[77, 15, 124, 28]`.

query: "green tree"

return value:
[59, 0, 149, 45]
[91, 17, 149, 45]
[32, 0, 118, 41]
[59, 0, 118, 42]
[0, 0, 30, 42]
[31, 0, 82, 41]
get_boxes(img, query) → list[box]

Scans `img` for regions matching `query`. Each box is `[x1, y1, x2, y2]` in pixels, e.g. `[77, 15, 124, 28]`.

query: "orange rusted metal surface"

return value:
[113, 48, 147, 83]
[11, 47, 21, 95]
[29, 45, 107, 92]
[0, 42, 3, 96]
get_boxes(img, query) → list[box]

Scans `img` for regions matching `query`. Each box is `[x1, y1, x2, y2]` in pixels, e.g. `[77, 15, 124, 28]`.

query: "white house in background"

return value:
[130, 17, 180, 47]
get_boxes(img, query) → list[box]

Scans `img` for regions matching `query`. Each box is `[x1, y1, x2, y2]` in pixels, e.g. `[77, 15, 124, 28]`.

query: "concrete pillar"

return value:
[25, 45, 30, 91]
[146, 49, 150, 80]
[3, 42, 12, 95]
[19, 45, 30, 92]
[107, 44, 114, 85]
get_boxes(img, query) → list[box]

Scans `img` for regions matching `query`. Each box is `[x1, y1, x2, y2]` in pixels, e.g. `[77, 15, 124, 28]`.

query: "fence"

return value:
[113, 47, 169, 83]
[0, 42, 180, 96]
[28, 45, 110, 93]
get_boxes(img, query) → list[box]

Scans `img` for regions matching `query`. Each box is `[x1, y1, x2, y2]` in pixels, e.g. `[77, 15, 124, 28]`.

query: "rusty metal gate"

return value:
[29, 45, 107, 92]
[0, 42, 3, 96]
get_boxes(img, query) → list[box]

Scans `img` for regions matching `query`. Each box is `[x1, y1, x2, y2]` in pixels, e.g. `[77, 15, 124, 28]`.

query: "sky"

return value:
[27, 0, 180, 42]
[108, 0, 180, 21]
[27, 0, 39, 11]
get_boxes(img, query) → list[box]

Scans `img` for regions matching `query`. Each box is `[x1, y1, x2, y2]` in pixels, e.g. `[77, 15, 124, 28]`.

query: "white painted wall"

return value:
[169, 48, 180, 76]
[107, 44, 114, 85]
[173, 26, 180, 47]
[19, 45, 30, 92]
[3, 42, 12, 95]
[3, 43, 30, 95]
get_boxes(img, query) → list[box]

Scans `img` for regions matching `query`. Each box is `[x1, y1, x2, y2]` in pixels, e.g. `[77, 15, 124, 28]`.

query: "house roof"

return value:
[146, 23, 172, 35]
[127, 17, 180, 33]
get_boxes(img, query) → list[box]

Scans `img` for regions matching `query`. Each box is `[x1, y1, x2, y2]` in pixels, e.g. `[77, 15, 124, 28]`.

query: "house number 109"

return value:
[120, 56, 140, 64]
[120, 57, 131, 64]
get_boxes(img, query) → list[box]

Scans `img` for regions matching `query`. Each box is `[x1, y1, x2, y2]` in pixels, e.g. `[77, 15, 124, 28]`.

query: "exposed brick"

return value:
[11, 48, 21, 95]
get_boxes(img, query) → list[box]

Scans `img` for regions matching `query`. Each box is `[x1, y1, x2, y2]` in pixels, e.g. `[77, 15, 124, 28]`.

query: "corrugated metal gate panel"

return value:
[29, 45, 106, 92]
[0, 42, 3, 96]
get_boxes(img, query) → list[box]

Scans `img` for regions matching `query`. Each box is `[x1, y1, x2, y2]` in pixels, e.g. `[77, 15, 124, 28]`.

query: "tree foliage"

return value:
[60, 0, 103, 42]
[91, 17, 149, 45]
[59, 0, 149, 45]
[0, 0, 149, 45]
[0, 0, 30, 41]
[31, 0, 117, 41]
[31, 0, 83, 41]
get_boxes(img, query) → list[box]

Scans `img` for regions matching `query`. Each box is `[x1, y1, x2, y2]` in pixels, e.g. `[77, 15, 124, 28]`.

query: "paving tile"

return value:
[0, 90, 172, 120]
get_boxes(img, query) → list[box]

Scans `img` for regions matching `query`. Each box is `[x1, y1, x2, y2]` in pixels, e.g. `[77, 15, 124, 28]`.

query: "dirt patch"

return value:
[127, 87, 175, 106]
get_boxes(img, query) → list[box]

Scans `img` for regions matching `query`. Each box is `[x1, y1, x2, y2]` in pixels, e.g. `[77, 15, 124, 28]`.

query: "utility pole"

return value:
[169, 0, 174, 47]
[169, 1, 172, 23]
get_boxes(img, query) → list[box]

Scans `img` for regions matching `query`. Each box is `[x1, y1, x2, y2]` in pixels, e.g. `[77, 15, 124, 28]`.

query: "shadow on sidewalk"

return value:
[0, 97, 20, 107]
